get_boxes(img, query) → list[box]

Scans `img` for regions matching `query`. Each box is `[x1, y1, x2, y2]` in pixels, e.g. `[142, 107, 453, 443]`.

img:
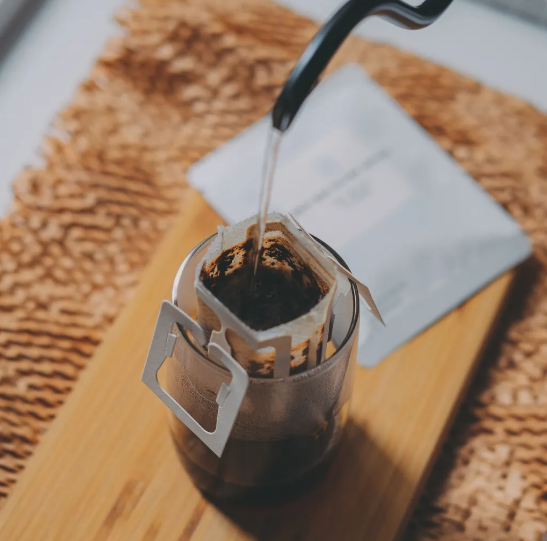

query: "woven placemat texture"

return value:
[1, 0, 546, 538]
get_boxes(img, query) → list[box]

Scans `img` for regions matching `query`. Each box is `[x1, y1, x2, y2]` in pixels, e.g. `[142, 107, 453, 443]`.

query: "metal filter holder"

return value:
[142, 214, 354, 457]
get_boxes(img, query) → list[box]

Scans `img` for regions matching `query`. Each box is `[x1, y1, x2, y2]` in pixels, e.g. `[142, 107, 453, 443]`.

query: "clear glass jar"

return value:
[165, 237, 359, 501]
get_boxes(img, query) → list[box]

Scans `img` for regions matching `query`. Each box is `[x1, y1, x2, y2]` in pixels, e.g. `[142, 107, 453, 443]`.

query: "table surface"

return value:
[0, 191, 514, 541]
[0, 0, 547, 215]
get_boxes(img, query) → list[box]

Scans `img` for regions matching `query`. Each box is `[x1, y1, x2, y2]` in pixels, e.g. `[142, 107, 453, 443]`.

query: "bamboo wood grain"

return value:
[0, 190, 513, 541]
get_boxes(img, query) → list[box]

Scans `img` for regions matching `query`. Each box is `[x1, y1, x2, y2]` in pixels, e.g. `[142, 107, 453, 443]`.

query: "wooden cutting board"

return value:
[0, 190, 513, 541]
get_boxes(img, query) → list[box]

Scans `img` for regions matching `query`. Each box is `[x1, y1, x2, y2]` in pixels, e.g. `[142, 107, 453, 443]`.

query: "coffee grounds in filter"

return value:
[195, 214, 337, 378]
[200, 237, 326, 331]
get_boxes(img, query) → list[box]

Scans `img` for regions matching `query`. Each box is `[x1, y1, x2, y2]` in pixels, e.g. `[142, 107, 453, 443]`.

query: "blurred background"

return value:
[0, 0, 546, 215]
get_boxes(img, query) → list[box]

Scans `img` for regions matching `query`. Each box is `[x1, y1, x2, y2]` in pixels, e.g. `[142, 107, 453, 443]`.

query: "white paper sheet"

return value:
[187, 64, 531, 368]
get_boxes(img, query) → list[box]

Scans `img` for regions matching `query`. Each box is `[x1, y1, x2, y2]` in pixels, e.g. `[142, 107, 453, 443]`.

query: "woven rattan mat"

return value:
[1, 0, 546, 538]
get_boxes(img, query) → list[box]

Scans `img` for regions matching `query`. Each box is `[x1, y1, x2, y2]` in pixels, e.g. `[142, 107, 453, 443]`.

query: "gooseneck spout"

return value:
[272, 0, 454, 132]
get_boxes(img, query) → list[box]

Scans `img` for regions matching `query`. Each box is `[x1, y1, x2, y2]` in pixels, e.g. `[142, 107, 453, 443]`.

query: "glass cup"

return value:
[147, 234, 359, 501]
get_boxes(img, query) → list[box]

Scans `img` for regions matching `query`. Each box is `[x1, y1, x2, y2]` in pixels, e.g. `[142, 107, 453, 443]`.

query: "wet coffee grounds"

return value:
[201, 239, 325, 330]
